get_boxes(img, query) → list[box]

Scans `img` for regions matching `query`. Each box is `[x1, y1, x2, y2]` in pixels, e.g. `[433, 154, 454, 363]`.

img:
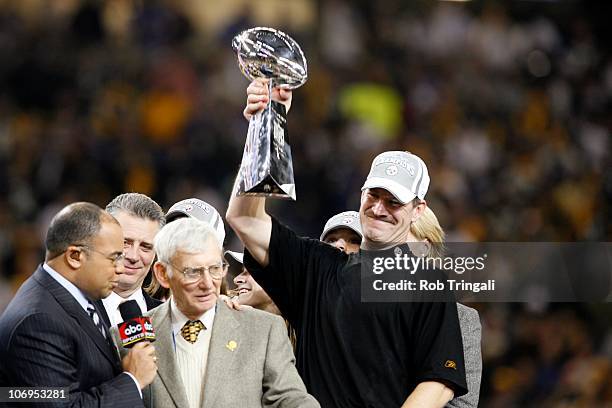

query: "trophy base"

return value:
[237, 175, 296, 200]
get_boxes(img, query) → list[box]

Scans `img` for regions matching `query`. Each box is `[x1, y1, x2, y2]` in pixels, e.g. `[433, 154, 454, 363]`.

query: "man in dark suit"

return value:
[0, 202, 157, 407]
[97, 193, 166, 328]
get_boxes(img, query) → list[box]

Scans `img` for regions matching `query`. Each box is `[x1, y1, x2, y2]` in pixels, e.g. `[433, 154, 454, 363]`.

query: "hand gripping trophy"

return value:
[232, 27, 307, 200]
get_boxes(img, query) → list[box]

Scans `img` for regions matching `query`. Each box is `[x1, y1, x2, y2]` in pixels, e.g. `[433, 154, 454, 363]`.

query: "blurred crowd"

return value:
[0, 0, 610, 406]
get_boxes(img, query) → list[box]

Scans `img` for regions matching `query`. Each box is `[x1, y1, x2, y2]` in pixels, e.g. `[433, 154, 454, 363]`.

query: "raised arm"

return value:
[226, 79, 292, 267]
[226, 187, 272, 266]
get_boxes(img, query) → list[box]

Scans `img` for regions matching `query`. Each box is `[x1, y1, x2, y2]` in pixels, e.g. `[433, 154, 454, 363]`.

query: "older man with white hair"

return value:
[124, 217, 318, 408]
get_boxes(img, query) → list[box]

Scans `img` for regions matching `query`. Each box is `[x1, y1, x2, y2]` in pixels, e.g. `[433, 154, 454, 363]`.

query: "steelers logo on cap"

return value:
[386, 165, 398, 176]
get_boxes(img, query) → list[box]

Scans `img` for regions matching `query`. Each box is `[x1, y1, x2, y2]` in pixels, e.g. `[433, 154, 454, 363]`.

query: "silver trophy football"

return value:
[232, 27, 308, 200]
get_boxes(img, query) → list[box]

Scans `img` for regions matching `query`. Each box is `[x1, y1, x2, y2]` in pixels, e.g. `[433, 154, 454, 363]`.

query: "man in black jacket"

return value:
[227, 80, 467, 407]
[97, 193, 165, 327]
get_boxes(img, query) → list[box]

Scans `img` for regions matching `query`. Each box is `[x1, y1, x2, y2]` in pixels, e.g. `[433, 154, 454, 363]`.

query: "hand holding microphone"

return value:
[118, 300, 158, 388]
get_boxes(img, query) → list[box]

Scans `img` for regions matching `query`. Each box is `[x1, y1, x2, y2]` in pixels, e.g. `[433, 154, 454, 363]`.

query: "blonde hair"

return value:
[144, 273, 168, 301]
[410, 207, 446, 258]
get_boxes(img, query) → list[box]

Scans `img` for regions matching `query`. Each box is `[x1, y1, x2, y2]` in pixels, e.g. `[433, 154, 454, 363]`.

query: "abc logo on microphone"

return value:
[118, 317, 156, 348]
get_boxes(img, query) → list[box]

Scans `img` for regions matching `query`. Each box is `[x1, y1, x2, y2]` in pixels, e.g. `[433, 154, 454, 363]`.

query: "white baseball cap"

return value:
[166, 198, 225, 244]
[320, 211, 363, 241]
[361, 151, 430, 203]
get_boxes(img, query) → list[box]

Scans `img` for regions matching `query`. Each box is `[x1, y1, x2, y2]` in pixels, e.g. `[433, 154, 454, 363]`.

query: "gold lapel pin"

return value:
[226, 340, 237, 351]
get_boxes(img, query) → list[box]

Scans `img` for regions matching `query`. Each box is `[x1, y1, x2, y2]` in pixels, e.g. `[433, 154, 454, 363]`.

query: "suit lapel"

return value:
[33, 266, 121, 370]
[201, 301, 240, 408]
[91, 300, 122, 366]
[151, 303, 190, 408]
[143, 289, 162, 310]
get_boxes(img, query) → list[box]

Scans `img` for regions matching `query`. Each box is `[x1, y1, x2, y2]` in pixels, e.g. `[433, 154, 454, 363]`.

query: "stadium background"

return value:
[0, 0, 610, 406]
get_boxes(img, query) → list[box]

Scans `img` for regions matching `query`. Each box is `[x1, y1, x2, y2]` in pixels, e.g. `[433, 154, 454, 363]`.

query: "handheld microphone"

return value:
[117, 300, 156, 348]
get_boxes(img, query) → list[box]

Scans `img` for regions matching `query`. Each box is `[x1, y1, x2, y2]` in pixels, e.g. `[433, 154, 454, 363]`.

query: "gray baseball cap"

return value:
[166, 198, 225, 244]
[320, 211, 363, 241]
[361, 151, 430, 204]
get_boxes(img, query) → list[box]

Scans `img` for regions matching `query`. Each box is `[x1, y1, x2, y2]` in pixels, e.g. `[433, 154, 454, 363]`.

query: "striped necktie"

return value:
[87, 303, 107, 339]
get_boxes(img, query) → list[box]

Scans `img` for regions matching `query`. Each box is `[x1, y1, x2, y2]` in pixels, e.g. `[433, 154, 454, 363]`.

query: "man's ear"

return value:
[154, 261, 171, 289]
[411, 200, 427, 223]
[422, 240, 432, 257]
[359, 189, 368, 205]
[64, 246, 84, 269]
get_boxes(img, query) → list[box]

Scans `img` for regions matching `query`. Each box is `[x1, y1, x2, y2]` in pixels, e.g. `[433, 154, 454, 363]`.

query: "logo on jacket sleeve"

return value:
[444, 360, 457, 370]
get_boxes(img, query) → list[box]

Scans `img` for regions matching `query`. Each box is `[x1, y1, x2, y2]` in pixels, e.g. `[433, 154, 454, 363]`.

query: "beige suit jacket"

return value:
[115, 300, 319, 408]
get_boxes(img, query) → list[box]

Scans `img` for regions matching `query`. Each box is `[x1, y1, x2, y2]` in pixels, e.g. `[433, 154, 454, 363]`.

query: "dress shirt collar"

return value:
[43, 263, 90, 312]
[170, 297, 216, 338]
[103, 289, 147, 315]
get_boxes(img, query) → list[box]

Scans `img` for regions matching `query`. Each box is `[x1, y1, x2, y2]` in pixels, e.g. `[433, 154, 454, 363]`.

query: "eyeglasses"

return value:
[166, 261, 228, 283]
[77, 245, 126, 266]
